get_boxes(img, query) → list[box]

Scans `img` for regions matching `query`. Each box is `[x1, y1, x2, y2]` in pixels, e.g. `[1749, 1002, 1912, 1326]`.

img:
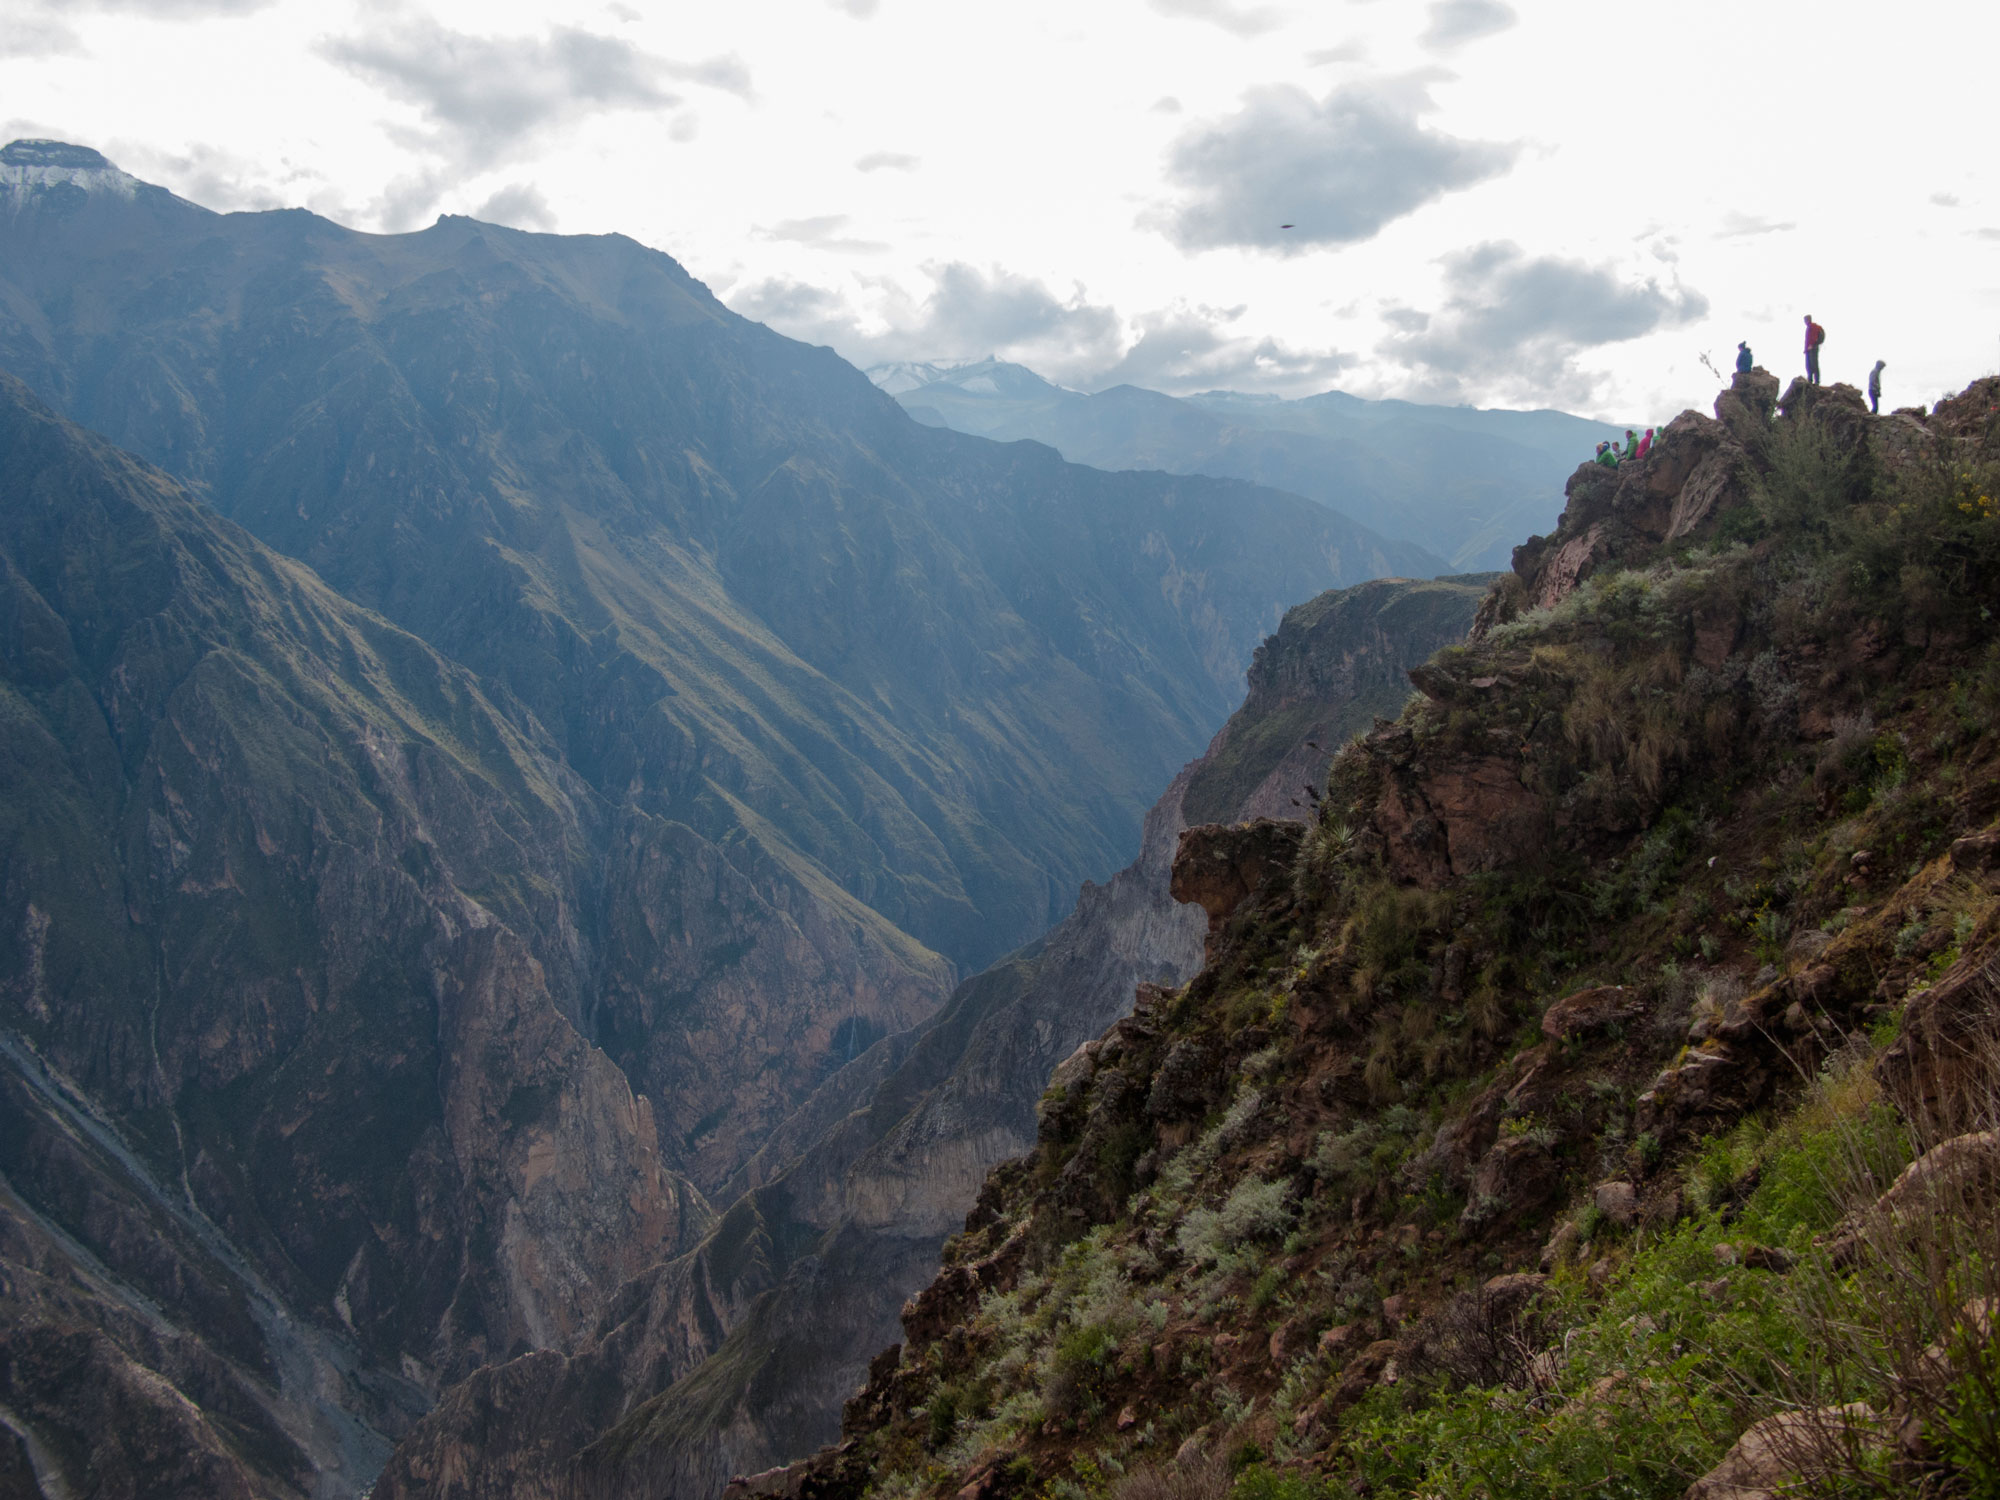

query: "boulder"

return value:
[1684, 1405, 1877, 1500]
[1542, 985, 1646, 1043]
[1481, 1272, 1549, 1322]
[1593, 1180, 1638, 1228]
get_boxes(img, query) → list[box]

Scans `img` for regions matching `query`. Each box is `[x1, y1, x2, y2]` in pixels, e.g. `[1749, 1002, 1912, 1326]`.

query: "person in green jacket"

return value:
[1595, 441, 1619, 468]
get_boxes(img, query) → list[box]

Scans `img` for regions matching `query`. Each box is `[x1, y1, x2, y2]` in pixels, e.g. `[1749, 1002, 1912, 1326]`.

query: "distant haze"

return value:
[873, 357, 1624, 571]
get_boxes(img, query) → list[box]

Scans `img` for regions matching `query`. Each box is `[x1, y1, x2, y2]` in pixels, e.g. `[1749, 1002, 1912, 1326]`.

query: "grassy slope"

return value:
[798, 376, 2000, 1500]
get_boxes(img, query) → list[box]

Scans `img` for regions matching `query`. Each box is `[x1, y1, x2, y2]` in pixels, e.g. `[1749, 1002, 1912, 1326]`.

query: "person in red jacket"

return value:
[1803, 315, 1826, 385]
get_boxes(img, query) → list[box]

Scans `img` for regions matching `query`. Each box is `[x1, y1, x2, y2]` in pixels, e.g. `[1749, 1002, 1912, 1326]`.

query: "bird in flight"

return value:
[1280, 223, 1295, 229]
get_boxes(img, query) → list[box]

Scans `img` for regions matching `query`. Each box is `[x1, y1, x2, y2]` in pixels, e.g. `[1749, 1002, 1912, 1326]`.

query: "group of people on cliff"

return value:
[1762, 317, 1887, 409]
[1594, 316, 1892, 469]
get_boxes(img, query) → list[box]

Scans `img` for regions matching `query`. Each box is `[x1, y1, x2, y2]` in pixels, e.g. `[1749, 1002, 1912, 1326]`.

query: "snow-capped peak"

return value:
[1, 139, 145, 208]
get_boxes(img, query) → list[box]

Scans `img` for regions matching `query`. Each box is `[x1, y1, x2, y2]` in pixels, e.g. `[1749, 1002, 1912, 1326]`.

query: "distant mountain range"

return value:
[869, 358, 1626, 571]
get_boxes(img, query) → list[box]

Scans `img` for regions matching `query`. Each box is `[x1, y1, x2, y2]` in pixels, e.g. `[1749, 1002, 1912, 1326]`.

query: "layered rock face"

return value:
[0, 377, 706, 1495]
[370, 573, 1489, 1498]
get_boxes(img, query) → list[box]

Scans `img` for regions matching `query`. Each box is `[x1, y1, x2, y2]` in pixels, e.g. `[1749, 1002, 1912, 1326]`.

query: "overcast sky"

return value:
[8, 0, 1995, 419]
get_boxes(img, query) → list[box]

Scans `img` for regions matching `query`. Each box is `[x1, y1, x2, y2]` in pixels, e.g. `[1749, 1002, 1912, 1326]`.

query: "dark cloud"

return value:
[1148, 0, 1290, 37]
[321, 22, 746, 228]
[1092, 304, 1354, 394]
[476, 182, 557, 231]
[114, 140, 294, 211]
[0, 13, 80, 55]
[1379, 241, 1708, 404]
[322, 22, 679, 167]
[92, 0, 270, 10]
[1149, 80, 1516, 255]
[730, 266, 1347, 396]
[1419, 0, 1517, 52]
[2, 0, 272, 55]
[667, 54, 754, 99]
[854, 150, 919, 172]
[755, 214, 888, 254]
[731, 263, 1122, 377]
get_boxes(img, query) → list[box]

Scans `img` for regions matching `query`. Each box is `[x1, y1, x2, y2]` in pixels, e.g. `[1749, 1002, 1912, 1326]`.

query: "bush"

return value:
[1177, 1177, 1295, 1265]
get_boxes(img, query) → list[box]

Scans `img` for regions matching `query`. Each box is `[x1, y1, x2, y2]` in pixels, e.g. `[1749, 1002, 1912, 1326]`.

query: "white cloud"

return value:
[1147, 0, 1290, 38]
[1419, 0, 1517, 52]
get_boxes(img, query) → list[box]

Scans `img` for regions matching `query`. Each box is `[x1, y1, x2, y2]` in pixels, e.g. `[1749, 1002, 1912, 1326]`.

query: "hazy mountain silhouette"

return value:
[877, 358, 1623, 570]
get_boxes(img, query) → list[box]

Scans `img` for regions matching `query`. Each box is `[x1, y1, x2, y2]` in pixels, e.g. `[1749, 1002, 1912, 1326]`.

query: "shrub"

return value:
[1177, 1177, 1295, 1265]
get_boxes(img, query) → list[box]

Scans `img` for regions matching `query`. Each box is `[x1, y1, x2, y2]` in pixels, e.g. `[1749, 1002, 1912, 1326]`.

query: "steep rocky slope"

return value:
[732, 370, 2000, 1500]
[879, 359, 1618, 571]
[0, 375, 710, 1497]
[0, 146, 1435, 1204]
[372, 574, 1491, 1499]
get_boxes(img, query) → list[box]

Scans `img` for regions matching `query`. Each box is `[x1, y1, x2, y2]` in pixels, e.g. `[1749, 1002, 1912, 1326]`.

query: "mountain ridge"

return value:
[871, 357, 1623, 571]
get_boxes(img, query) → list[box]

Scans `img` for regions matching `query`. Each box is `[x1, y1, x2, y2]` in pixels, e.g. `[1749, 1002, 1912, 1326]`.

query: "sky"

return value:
[6, 0, 1996, 421]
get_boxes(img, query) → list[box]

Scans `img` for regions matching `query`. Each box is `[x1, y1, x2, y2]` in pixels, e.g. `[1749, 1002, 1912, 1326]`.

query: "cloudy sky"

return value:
[8, 0, 1995, 419]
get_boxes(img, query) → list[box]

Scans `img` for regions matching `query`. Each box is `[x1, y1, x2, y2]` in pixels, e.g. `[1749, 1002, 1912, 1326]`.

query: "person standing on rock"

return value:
[1868, 359, 1886, 414]
[1803, 315, 1826, 385]
[1736, 341, 1754, 375]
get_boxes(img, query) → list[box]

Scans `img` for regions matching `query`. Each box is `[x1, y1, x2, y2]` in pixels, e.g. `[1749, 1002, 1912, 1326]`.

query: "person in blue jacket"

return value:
[1735, 341, 1753, 374]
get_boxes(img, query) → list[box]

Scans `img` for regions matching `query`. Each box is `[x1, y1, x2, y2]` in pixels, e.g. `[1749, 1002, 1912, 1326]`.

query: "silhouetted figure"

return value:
[1868, 360, 1885, 414]
[1804, 315, 1825, 385]
[1735, 341, 1753, 375]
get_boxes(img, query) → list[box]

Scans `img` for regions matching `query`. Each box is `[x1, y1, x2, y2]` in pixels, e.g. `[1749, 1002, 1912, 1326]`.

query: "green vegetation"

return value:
[812, 378, 2000, 1500]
